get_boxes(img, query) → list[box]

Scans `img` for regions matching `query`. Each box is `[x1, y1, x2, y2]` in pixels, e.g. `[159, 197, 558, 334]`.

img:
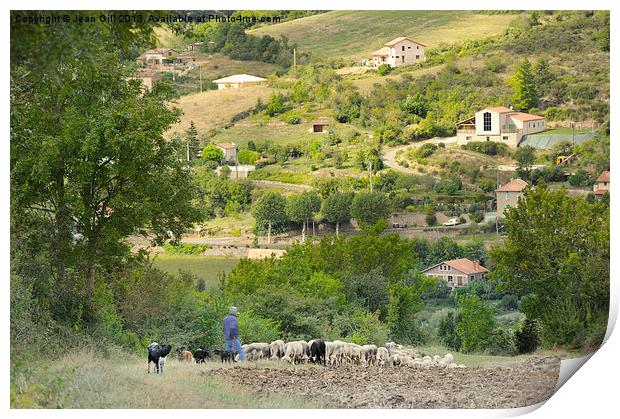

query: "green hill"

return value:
[249, 11, 520, 60]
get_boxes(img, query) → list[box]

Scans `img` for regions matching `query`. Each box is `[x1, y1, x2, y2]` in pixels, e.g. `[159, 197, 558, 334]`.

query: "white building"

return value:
[456, 106, 546, 148]
[212, 74, 267, 90]
[372, 37, 426, 68]
[215, 142, 238, 163]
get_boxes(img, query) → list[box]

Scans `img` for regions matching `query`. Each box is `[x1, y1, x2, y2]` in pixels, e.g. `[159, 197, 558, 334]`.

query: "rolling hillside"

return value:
[249, 11, 520, 60]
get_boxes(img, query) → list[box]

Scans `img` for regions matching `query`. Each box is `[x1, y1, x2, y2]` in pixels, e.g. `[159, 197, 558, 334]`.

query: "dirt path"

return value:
[207, 357, 560, 409]
[382, 136, 457, 175]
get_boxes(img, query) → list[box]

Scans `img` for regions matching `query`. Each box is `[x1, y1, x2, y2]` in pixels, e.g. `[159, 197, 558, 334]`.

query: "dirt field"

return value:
[207, 357, 560, 409]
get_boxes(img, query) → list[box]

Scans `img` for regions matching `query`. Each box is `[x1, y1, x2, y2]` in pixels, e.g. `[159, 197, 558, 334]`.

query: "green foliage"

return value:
[237, 148, 260, 165]
[251, 191, 289, 235]
[400, 93, 428, 117]
[349, 311, 389, 346]
[461, 141, 510, 156]
[509, 59, 539, 111]
[485, 327, 518, 356]
[266, 93, 286, 116]
[201, 144, 225, 162]
[435, 176, 463, 195]
[490, 186, 609, 348]
[514, 145, 536, 180]
[499, 294, 519, 311]
[455, 294, 496, 353]
[376, 64, 392, 75]
[350, 192, 392, 226]
[415, 143, 438, 159]
[515, 318, 541, 354]
[425, 214, 437, 226]
[163, 243, 210, 255]
[568, 170, 593, 187]
[438, 311, 461, 351]
[321, 191, 354, 232]
[237, 310, 282, 344]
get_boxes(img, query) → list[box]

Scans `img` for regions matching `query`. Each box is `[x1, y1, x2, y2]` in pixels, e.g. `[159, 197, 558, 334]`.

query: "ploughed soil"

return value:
[206, 357, 560, 409]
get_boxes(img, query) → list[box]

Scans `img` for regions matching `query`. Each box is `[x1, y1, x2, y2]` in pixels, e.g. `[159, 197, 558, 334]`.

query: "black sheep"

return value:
[147, 343, 172, 374]
[310, 339, 326, 366]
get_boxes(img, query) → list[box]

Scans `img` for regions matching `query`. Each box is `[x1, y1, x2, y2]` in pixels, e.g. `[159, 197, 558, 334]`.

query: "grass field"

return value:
[152, 255, 240, 287]
[250, 11, 520, 61]
[168, 85, 277, 136]
[209, 120, 318, 147]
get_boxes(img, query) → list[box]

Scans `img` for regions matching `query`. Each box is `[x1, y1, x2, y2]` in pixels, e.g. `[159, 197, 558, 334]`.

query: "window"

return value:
[447, 276, 453, 282]
[483, 112, 492, 131]
[408, 46, 411, 49]
[416, 55, 420, 59]
[457, 276, 463, 285]
[402, 46, 405, 51]
[396, 56, 399, 58]
[502, 136, 509, 140]
[486, 136, 490, 141]
[417, 46, 419, 49]
[466, 136, 472, 141]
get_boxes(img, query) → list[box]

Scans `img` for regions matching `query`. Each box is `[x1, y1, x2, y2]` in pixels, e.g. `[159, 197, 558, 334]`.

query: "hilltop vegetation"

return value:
[249, 10, 519, 61]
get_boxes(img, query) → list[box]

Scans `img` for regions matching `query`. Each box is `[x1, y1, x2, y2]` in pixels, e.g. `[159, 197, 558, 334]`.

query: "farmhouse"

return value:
[496, 178, 528, 216]
[310, 117, 331, 133]
[456, 106, 546, 148]
[128, 70, 161, 91]
[212, 74, 267, 90]
[372, 37, 426, 68]
[137, 48, 180, 66]
[594, 170, 610, 197]
[421, 258, 489, 289]
[215, 142, 238, 163]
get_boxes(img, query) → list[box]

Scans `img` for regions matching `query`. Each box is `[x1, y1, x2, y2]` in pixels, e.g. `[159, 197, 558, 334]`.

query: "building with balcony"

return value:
[371, 37, 426, 68]
[456, 106, 546, 148]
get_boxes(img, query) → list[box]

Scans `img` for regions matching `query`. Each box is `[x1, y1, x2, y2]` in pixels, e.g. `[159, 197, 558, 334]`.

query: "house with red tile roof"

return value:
[456, 106, 546, 148]
[421, 258, 489, 289]
[496, 179, 528, 216]
[372, 37, 426, 68]
[594, 170, 610, 197]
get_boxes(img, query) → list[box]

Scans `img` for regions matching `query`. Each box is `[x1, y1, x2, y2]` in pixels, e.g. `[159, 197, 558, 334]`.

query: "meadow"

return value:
[152, 255, 240, 287]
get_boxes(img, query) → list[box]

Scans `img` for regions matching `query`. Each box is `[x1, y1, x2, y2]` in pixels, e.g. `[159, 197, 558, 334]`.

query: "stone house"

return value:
[456, 106, 546, 148]
[372, 37, 426, 68]
[496, 179, 528, 217]
[421, 258, 489, 289]
[215, 142, 238, 163]
[594, 170, 610, 197]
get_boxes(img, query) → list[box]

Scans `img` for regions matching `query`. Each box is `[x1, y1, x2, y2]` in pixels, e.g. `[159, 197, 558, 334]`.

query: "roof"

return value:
[596, 171, 610, 183]
[383, 37, 427, 47]
[216, 142, 237, 150]
[507, 112, 545, 122]
[422, 258, 489, 275]
[496, 178, 528, 193]
[311, 117, 331, 125]
[485, 106, 514, 113]
[372, 47, 391, 56]
[212, 74, 267, 84]
[595, 188, 609, 196]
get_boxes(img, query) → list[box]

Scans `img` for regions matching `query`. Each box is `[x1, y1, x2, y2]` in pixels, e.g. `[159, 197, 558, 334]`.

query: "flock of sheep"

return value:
[147, 339, 466, 374]
[231, 339, 465, 369]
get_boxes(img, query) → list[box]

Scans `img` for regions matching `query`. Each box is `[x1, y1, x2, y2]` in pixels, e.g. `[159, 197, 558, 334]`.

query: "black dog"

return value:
[147, 342, 172, 374]
[193, 348, 211, 364]
[214, 348, 236, 364]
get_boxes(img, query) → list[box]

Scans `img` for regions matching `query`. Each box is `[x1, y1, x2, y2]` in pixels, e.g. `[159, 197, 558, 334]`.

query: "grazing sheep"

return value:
[269, 340, 285, 360]
[310, 339, 326, 366]
[361, 344, 378, 366]
[388, 354, 401, 367]
[376, 347, 390, 366]
[244, 343, 270, 361]
[282, 341, 304, 364]
[444, 353, 454, 364]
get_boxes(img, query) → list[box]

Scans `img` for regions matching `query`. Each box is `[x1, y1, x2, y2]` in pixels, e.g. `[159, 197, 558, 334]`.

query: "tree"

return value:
[201, 144, 225, 163]
[322, 191, 354, 236]
[185, 121, 200, 160]
[489, 186, 609, 347]
[534, 58, 554, 97]
[350, 192, 392, 227]
[11, 34, 201, 318]
[285, 191, 321, 242]
[400, 93, 428, 118]
[377, 64, 392, 76]
[509, 59, 538, 111]
[514, 145, 536, 180]
[237, 148, 260, 165]
[266, 93, 285, 116]
[251, 191, 288, 244]
[455, 294, 496, 353]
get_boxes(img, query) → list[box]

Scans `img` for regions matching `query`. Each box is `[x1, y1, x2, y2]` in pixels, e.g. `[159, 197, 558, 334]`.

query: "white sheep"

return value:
[376, 347, 390, 366]
[269, 340, 285, 360]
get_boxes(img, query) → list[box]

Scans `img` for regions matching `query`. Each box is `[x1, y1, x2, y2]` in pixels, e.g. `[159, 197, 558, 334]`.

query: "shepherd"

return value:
[223, 306, 246, 362]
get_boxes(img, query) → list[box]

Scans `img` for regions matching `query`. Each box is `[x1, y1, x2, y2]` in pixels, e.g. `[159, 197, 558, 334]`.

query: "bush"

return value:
[455, 294, 496, 353]
[163, 243, 210, 255]
[499, 294, 519, 311]
[377, 64, 393, 75]
[237, 310, 282, 344]
[438, 311, 461, 351]
[515, 318, 541, 354]
[415, 143, 438, 159]
[469, 211, 484, 224]
[425, 214, 437, 226]
[486, 327, 518, 355]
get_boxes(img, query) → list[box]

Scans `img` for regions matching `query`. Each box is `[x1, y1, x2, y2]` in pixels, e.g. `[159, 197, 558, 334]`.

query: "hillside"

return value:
[249, 11, 520, 61]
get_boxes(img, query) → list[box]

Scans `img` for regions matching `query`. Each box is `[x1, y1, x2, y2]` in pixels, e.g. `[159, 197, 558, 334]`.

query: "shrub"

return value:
[163, 243, 210, 255]
[438, 311, 461, 351]
[486, 327, 518, 355]
[469, 211, 484, 224]
[425, 214, 437, 226]
[415, 143, 438, 159]
[499, 294, 519, 311]
[515, 318, 541, 354]
[284, 113, 301, 124]
[377, 64, 393, 75]
[455, 294, 496, 353]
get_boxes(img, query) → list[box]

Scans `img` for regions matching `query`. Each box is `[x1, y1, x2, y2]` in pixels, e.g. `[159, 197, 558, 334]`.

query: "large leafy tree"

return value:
[489, 186, 609, 347]
[514, 145, 536, 181]
[321, 191, 354, 236]
[11, 11, 201, 319]
[251, 191, 288, 244]
[350, 192, 392, 227]
[285, 192, 321, 242]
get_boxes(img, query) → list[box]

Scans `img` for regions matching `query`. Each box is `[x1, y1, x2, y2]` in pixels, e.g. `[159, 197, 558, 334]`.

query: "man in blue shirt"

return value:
[223, 306, 246, 361]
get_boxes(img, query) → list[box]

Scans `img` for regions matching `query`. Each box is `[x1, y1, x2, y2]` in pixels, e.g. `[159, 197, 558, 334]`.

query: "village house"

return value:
[309, 117, 331, 133]
[594, 170, 610, 197]
[456, 106, 546, 148]
[496, 178, 528, 217]
[136, 48, 195, 67]
[421, 258, 489, 289]
[372, 37, 426, 68]
[216, 164, 256, 179]
[212, 74, 267, 90]
[215, 142, 238, 163]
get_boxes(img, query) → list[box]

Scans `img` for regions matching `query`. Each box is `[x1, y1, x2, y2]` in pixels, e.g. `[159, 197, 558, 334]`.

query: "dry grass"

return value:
[11, 352, 323, 408]
[168, 85, 276, 136]
[250, 11, 520, 60]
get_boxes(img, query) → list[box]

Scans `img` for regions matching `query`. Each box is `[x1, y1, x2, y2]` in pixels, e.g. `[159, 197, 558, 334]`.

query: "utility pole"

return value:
[571, 122, 575, 147]
[199, 64, 203, 93]
[369, 159, 373, 192]
[186, 141, 190, 162]
[293, 48, 296, 68]
[495, 166, 499, 239]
